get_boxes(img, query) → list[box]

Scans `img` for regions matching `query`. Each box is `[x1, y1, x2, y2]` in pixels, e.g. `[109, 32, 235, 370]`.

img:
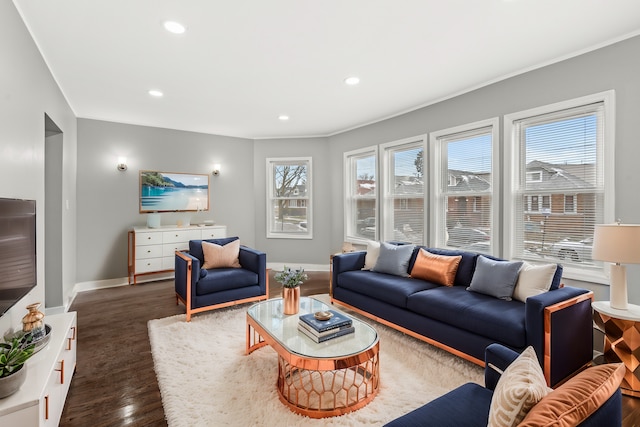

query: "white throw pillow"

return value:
[488, 346, 551, 427]
[512, 262, 557, 303]
[362, 240, 381, 270]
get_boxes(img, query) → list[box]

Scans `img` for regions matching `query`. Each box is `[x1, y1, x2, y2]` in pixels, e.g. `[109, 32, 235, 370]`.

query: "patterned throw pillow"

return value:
[488, 346, 551, 427]
[410, 248, 462, 287]
[202, 239, 241, 269]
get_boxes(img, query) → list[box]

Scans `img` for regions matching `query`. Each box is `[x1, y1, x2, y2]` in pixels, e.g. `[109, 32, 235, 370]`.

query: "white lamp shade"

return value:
[592, 224, 640, 264]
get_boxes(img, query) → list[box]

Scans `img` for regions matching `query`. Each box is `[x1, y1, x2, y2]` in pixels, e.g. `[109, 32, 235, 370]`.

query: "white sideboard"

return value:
[0, 311, 77, 426]
[127, 225, 227, 284]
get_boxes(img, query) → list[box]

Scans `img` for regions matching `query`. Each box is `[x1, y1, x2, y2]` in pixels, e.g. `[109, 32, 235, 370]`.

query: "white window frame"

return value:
[380, 136, 427, 245]
[266, 157, 312, 239]
[503, 91, 615, 283]
[344, 146, 378, 244]
[430, 118, 500, 252]
[563, 194, 577, 214]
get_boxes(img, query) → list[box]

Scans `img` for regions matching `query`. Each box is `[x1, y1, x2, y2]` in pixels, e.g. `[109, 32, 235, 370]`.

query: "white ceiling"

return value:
[13, 0, 640, 139]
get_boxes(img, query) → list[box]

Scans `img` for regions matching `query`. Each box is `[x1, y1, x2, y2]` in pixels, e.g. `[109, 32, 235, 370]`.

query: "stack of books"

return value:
[298, 310, 354, 343]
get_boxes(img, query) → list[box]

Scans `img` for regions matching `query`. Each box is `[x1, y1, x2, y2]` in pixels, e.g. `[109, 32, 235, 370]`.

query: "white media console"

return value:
[0, 312, 77, 426]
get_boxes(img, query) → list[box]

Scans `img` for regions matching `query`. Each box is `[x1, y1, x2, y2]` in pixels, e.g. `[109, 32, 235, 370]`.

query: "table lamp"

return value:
[592, 222, 640, 310]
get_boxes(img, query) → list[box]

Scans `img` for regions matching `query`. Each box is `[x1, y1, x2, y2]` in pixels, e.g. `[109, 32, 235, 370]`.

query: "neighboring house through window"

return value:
[504, 91, 614, 281]
[431, 118, 499, 253]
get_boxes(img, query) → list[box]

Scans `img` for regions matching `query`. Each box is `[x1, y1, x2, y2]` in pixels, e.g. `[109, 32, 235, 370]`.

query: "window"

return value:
[431, 118, 499, 253]
[381, 137, 425, 244]
[266, 158, 312, 239]
[344, 147, 378, 242]
[526, 171, 542, 182]
[504, 91, 614, 280]
[564, 194, 576, 213]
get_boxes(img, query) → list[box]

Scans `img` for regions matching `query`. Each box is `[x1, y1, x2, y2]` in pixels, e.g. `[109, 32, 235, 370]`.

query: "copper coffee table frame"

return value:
[246, 297, 380, 418]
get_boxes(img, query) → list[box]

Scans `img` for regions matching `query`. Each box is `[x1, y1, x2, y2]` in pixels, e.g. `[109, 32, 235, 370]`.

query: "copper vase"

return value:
[283, 287, 300, 315]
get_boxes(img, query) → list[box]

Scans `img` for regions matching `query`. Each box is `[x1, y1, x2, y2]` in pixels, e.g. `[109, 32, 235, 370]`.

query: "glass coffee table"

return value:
[246, 297, 379, 418]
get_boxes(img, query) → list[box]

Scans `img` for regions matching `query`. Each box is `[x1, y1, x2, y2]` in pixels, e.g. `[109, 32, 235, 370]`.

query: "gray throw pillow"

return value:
[467, 255, 523, 300]
[372, 242, 415, 277]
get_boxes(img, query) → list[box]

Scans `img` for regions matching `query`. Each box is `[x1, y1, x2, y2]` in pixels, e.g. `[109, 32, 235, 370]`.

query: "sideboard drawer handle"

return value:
[55, 359, 65, 384]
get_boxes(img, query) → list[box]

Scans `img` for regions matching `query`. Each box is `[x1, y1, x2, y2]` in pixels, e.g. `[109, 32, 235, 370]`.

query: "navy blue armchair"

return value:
[175, 237, 268, 321]
[384, 344, 624, 427]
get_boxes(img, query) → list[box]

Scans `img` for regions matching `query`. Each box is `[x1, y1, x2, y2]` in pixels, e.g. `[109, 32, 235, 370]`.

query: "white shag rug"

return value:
[148, 295, 483, 427]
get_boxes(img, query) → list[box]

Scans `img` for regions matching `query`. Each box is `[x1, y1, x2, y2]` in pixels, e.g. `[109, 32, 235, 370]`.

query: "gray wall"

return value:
[0, 2, 77, 332]
[329, 35, 640, 304]
[76, 119, 255, 282]
[253, 137, 333, 266]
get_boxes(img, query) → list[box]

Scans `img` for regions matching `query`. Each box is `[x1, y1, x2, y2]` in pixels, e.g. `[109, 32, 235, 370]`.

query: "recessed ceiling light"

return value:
[344, 76, 360, 86]
[163, 21, 186, 34]
[148, 90, 164, 98]
[278, 115, 290, 121]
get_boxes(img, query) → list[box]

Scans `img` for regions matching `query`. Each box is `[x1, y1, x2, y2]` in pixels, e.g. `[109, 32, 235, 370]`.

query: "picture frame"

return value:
[139, 171, 209, 213]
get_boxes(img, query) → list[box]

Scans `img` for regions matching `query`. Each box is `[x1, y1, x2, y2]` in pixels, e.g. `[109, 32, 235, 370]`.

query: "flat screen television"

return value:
[0, 198, 36, 316]
[139, 171, 209, 213]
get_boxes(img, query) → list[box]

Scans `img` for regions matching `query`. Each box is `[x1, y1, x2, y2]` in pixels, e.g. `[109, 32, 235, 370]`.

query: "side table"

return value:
[593, 301, 640, 397]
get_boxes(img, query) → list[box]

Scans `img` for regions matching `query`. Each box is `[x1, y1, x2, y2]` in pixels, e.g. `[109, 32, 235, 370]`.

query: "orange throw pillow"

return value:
[519, 363, 625, 427]
[410, 248, 461, 287]
[201, 240, 241, 269]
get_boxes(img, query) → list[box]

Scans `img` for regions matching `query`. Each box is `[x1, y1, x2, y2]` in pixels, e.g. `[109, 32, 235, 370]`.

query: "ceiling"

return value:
[13, 1, 640, 139]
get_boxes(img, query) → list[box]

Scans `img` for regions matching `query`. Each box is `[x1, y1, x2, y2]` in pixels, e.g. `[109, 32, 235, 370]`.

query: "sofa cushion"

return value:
[337, 270, 439, 308]
[384, 383, 493, 427]
[410, 248, 462, 287]
[488, 346, 551, 427]
[519, 363, 625, 427]
[406, 286, 527, 348]
[202, 239, 241, 269]
[512, 262, 557, 303]
[189, 237, 239, 263]
[196, 268, 258, 295]
[363, 240, 381, 270]
[372, 242, 415, 277]
[467, 256, 523, 300]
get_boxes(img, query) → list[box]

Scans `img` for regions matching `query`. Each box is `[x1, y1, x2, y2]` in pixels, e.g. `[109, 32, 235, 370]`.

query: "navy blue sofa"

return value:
[175, 237, 268, 321]
[331, 246, 594, 386]
[384, 344, 623, 427]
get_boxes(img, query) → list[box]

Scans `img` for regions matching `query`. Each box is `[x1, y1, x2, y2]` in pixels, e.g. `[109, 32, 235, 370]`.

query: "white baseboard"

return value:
[70, 265, 330, 302]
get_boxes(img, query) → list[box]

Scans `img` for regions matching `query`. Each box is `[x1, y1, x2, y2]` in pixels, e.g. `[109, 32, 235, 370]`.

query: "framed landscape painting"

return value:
[139, 171, 209, 213]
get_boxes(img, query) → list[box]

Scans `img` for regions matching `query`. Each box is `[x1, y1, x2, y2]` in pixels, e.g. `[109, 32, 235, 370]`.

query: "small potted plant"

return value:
[0, 335, 35, 398]
[275, 266, 308, 315]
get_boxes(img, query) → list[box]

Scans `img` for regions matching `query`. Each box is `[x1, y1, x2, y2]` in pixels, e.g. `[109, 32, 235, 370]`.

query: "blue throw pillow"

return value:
[372, 242, 415, 277]
[199, 268, 208, 279]
[467, 255, 523, 300]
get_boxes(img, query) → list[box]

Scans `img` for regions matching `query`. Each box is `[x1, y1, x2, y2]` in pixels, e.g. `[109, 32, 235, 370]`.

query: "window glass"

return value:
[267, 158, 311, 239]
[382, 141, 425, 244]
[344, 149, 377, 241]
[508, 99, 609, 266]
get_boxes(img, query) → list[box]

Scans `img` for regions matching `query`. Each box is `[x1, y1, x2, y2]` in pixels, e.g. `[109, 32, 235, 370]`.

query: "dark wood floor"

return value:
[60, 271, 640, 426]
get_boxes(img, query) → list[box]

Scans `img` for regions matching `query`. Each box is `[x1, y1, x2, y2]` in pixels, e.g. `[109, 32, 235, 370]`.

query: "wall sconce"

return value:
[212, 164, 221, 176]
[117, 156, 128, 171]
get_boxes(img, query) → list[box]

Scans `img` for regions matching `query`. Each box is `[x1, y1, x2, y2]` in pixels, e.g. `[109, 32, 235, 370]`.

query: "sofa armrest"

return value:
[525, 287, 593, 386]
[331, 251, 366, 292]
[239, 246, 267, 294]
[484, 344, 520, 391]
